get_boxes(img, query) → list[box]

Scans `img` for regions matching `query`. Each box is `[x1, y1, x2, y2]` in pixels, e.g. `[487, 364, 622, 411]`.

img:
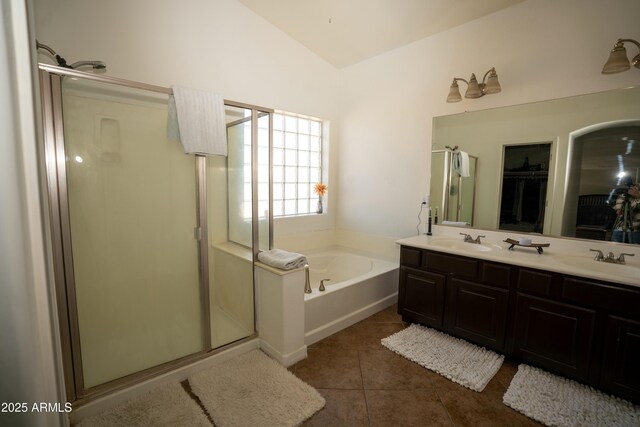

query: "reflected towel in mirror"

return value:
[452, 151, 470, 177]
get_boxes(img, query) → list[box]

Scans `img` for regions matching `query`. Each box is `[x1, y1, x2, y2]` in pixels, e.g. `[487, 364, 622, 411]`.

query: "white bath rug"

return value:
[381, 323, 504, 392]
[188, 349, 325, 427]
[503, 364, 640, 427]
[76, 381, 211, 427]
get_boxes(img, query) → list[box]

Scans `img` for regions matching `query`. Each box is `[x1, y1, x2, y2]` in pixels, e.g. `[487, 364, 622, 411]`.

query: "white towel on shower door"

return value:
[458, 151, 470, 177]
[451, 151, 470, 177]
[169, 85, 227, 156]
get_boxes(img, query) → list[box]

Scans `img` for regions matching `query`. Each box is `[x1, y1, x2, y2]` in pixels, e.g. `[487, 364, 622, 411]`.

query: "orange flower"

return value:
[314, 182, 327, 197]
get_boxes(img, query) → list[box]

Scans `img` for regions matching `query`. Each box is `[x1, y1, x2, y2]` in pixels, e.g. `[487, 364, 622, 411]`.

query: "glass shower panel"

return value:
[430, 151, 446, 216]
[227, 110, 252, 247]
[447, 167, 459, 222]
[61, 79, 203, 388]
[459, 158, 477, 225]
[258, 111, 271, 251]
[207, 105, 255, 349]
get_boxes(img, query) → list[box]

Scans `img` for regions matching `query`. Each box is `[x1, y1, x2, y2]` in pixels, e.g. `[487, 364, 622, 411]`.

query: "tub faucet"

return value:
[304, 265, 312, 294]
[319, 279, 330, 292]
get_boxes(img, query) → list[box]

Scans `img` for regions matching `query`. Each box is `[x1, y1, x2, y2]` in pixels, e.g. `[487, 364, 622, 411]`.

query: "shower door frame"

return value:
[38, 64, 273, 404]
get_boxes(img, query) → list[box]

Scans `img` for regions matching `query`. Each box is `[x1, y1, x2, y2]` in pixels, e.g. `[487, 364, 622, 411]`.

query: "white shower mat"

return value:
[503, 364, 640, 427]
[188, 349, 325, 427]
[76, 381, 210, 427]
[381, 323, 504, 392]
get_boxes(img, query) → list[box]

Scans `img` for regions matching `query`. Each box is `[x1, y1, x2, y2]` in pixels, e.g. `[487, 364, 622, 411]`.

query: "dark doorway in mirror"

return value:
[499, 143, 552, 234]
[574, 194, 617, 240]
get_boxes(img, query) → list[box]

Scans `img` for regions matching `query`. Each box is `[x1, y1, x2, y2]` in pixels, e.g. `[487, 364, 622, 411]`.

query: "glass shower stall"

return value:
[38, 64, 271, 403]
[430, 149, 478, 226]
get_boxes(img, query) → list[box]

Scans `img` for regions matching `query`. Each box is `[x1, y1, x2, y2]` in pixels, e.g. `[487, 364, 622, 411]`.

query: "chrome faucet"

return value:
[617, 253, 635, 264]
[460, 233, 485, 244]
[589, 249, 605, 261]
[589, 249, 635, 265]
[319, 279, 330, 292]
[304, 265, 312, 293]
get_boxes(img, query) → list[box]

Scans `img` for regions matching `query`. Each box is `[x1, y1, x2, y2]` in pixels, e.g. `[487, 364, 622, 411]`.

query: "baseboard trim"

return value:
[260, 340, 307, 367]
[304, 293, 398, 346]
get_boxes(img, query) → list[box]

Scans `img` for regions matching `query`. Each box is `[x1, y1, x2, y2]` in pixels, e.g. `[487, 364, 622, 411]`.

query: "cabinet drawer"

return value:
[425, 251, 478, 279]
[481, 262, 511, 289]
[517, 268, 553, 297]
[561, 278, 640, 317]
[400, 246, 424, 268]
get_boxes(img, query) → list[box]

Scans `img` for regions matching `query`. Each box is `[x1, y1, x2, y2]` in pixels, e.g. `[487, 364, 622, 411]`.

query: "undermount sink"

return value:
[554, 255, 640, 280]
[428, 238, 502, 252]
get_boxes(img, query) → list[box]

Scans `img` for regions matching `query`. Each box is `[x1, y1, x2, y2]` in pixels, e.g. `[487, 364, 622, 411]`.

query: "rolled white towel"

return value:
[257, 249, 308, 271]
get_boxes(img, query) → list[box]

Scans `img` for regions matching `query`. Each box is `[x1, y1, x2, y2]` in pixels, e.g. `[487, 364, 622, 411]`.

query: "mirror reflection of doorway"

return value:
[499, 143, 552, 233]
[564, 123, 640, 242]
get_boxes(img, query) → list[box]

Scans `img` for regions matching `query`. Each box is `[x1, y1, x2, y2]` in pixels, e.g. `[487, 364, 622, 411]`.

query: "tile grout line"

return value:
[433, 387, 457, 427]
[357, 348, 373, 427]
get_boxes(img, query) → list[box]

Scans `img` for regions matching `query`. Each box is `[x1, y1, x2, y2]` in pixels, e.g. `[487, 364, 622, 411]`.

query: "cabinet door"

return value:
[513, 293, 596, 381]
[601, 316, 640, 403]
[398, 266, 445, 328]
[445, 278, 509, 351]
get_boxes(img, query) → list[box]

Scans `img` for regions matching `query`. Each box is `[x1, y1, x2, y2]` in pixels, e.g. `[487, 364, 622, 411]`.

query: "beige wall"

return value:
[20, 0, 640, 422]
[1, 1, 66, 425]
[34, 0, 640, 243]
[337, 0, 640, 238]
[34, 0, 340, 241]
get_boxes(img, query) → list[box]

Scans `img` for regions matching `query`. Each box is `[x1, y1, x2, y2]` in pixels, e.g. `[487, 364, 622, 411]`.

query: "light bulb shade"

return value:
[602, 44, 630, 74]
[464, 73, 482, 98]
[484, 71, 501, 94]
[446, 80, 462, 103]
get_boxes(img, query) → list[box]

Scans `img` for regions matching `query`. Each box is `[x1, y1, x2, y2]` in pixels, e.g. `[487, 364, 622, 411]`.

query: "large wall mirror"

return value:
[431, 86, 640, 245]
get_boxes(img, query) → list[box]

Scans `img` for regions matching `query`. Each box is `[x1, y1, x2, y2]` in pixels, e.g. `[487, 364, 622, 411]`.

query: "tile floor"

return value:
[292, 304, 542, 427]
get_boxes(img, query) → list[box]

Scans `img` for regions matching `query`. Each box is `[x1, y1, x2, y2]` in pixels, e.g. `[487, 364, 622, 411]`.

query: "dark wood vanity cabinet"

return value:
[398, 245, 640, 404]
[398, 248, 509, 351]
[601, 316, 640, 399]
[444, 277, 509, 352]
[512, 293, 596, 381]
[398, 267, 445, 328]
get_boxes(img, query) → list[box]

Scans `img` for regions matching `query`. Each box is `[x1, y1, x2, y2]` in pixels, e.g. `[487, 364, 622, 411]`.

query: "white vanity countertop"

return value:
[397, 227, 640, 288]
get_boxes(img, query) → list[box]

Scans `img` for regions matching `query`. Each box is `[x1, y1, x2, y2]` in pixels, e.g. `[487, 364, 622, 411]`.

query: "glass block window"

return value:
[272, 112, 324, 216]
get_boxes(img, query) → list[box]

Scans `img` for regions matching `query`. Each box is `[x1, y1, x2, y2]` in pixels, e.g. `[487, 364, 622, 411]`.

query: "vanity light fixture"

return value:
[602, 38, 640, 74]
[446, 67, 501, 103]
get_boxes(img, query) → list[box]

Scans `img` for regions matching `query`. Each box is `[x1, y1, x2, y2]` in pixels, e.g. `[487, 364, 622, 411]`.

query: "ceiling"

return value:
[580, 126, 640, 173]
[238, 0, 525, 68]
